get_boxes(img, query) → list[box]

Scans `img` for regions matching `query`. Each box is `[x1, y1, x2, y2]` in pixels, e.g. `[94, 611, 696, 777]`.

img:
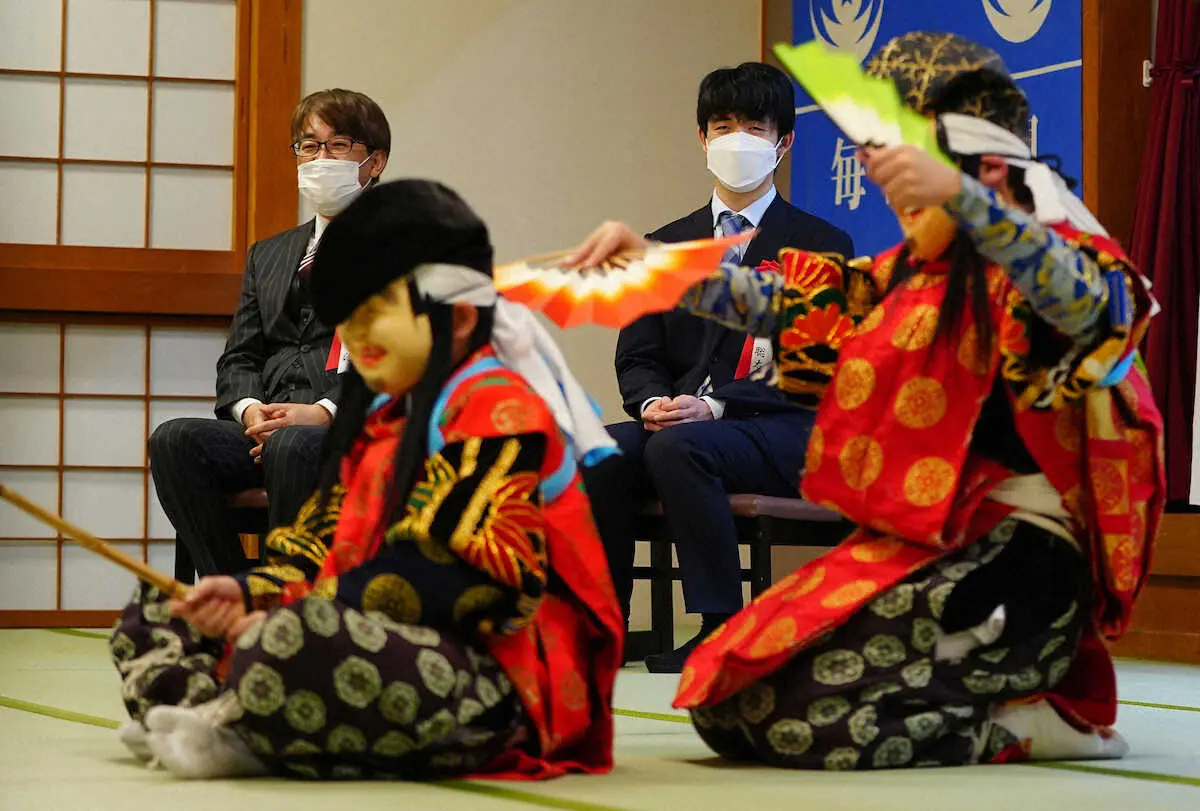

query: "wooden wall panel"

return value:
[1082, 0, 1155, 245]
[0, 245, 241, 316]
[0, 610, 119, 629]
[247, 0, 303, 246]
[1148, 513, 1200, 578]
[1111, 514, 1200, 664]
[761, 0, 793, 201]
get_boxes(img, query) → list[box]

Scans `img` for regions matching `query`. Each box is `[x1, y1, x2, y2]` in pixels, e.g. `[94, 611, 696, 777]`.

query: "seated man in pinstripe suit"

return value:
[149, 89, 391, 578]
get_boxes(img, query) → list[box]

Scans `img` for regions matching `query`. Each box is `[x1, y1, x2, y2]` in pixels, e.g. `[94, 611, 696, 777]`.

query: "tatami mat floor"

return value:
[1, 628, 1197, 810]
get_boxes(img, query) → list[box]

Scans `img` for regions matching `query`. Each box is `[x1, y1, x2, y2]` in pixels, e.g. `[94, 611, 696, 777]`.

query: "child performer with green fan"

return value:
[570, 32, 1163, 770]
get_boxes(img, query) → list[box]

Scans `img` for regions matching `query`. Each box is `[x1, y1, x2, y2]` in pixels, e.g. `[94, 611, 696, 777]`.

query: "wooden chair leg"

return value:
[748, 518, 773, 597]
[649, 530, 675, 653]
[240, 533, 260, 560]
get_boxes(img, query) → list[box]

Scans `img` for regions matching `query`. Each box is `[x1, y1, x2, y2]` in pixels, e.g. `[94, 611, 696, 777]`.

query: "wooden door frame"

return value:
[1081, 0, 1154, 245]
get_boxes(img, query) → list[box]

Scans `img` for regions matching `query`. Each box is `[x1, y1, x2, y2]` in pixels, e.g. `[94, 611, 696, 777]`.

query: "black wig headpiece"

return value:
[308, 179, 496, 515]
[311, 179, 493, 326]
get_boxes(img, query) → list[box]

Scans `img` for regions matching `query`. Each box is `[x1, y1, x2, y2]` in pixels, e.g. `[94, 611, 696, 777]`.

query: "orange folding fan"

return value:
[494, 231, 753, 329]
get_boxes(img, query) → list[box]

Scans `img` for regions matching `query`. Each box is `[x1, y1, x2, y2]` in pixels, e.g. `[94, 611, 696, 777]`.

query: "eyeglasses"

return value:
[290, 136, 369, 158]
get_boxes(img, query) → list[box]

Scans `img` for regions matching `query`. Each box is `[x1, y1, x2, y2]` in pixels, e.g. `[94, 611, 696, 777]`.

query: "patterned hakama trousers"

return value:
[110, 583, 528, 779]
[691, 519, 1087, 770]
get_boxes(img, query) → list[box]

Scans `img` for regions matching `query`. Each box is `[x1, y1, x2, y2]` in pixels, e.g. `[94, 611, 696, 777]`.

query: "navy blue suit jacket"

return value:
[616, 195, 853, 419]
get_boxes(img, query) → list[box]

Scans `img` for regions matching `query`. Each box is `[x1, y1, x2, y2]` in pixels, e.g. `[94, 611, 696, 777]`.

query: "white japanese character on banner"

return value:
[832, 137, 866, 211]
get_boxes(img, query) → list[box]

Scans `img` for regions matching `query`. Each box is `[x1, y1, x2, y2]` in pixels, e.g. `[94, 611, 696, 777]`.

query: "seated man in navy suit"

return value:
[584, 62, 853, 672]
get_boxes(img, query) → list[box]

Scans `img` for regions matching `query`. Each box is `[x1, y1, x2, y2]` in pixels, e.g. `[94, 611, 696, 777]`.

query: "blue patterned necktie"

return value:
[697, 211, 753, 397]
[717, 210, 752, 264]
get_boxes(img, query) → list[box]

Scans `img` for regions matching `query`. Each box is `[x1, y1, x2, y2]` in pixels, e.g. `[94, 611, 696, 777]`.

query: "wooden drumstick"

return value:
[0, 483, 189, 599]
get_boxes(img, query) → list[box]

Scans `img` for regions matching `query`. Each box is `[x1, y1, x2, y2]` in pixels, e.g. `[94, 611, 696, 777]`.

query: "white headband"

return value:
[939, 113, 1108, 237]
[412, 263, 617, 466]
[939, 113, 1163, 320]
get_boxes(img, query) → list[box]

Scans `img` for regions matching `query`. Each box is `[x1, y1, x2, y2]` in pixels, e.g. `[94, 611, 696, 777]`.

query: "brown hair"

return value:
[290, 88, 391, 155]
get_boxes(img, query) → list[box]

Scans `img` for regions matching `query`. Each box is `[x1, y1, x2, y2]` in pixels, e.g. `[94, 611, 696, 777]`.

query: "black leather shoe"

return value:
[643, 632, 706, 674]
[623, 629, 663, 665]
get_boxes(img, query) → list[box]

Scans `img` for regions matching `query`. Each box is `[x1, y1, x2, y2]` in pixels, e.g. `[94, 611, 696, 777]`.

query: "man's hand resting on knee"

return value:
[243, 402, 332, 462]
[643, 395, 713, 430]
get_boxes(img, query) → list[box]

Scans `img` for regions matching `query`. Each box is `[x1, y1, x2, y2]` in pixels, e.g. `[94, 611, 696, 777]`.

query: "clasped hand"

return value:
[243, 402, 331, 462]
[642, 395, 712, 432]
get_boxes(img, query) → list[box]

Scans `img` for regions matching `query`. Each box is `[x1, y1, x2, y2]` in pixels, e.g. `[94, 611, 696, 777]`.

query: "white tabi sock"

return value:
[144, 704, 268, 779]
[118, 722, 153, 762]
[992, 698, 1129, 761]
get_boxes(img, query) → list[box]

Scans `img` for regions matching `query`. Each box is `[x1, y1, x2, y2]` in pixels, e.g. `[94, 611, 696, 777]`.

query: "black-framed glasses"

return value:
[290, 136, 369, 158]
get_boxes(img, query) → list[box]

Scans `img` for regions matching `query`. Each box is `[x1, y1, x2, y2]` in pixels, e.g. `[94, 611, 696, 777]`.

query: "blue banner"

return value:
[788, 0, 1082, 255]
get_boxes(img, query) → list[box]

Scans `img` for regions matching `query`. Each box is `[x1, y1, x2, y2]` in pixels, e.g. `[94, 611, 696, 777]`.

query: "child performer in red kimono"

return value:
[110, 180, 623, 780]
[570, 32, 1163, 770]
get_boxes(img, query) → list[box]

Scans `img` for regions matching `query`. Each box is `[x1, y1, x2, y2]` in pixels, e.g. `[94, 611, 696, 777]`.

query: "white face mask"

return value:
[705, 131, 782, 193]
[297, 155, 373, 217]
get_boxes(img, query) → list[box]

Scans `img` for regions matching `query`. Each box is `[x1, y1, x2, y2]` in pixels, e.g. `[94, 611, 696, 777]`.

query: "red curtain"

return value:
[1129, 0, 1200, 503]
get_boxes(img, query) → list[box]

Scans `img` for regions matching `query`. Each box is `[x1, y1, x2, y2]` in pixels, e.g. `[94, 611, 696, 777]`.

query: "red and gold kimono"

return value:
[114, 345, 622, 781]
[664, 176, 1164, 770]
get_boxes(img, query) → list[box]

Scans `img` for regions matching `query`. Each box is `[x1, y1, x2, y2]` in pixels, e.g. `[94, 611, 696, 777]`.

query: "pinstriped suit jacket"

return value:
[214, 220, 340, 419]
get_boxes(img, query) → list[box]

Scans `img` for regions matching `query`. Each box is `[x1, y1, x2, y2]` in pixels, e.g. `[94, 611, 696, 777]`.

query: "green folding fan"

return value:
[774, 40, 953, 166]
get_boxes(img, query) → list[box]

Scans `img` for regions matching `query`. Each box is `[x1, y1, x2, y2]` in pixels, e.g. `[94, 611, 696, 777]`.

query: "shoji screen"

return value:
[0, 320, 227, 621]
[0, 0, 238, 251]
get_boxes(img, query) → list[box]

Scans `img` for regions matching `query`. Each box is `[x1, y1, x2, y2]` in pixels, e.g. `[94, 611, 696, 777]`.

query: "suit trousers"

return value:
[584, 415, 809, 618]
[148, 418, 327, 577]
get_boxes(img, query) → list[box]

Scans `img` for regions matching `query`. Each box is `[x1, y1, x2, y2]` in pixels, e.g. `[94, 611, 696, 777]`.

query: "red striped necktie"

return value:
[297, 241, 318, 284]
